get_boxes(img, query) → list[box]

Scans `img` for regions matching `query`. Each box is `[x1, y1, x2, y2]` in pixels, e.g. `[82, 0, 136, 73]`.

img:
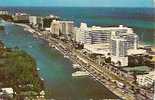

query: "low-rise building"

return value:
[0, 10, 9, 15]
[84, 43, 110, 56]
[127, 49, 146, 55]
[136, 71, 155, 87]
[13, 13, 29, 23]
[0, 88, 14, 98]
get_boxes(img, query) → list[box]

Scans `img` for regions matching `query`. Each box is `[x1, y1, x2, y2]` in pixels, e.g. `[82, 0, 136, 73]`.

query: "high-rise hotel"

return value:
[74, 23, 141, 66]
[50, 20, 74, 39]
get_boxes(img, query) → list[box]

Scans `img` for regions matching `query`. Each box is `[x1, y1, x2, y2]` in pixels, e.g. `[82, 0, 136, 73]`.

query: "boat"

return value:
[72, 71, 89, 77]
[28, 45, 32, 48]
[51, 45, 55, 48]
[55, 46, 59, 50]
[64, 53, 69, 59]
[64, 55, 69, 59]
[24, 28, 28, 31]
[37, 68, 40, 71]
[41, 77, 44, 81]
[11, 22, 14, 24]
[72, 64, 81, 69]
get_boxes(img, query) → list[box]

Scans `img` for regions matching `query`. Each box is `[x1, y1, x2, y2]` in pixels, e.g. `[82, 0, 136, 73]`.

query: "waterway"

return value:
[0, 22, 119, 99]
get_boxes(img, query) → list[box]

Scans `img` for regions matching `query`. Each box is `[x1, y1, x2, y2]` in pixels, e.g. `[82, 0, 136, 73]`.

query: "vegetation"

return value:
[43, 17, 60, 28]
[0, 26, 4, 31]
[0, 42, 44, 98]
[128, 55, 154, 68]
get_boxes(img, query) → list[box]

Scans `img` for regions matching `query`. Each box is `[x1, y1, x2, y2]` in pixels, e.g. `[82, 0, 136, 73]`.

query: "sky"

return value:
[0, 0, 154, 7]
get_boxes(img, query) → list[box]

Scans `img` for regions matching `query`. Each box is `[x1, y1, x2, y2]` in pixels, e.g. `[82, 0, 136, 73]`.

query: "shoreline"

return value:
[15, 23, 136, 100]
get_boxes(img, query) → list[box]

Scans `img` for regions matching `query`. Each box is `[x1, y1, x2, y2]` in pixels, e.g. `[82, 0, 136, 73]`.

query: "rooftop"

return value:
[127, 49, 147, 55]
[1, 88, 13, 94]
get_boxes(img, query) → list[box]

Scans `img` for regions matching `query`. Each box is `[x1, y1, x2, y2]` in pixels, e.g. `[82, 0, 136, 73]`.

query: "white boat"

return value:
[51, 45, 55, 48]
[64, 55, 69, 59]
[41, 77, 44, 81]
[55, 46, 59, 50]
[72, 64, 81, 68]
[72, 71, 89, 77]
[37, 68, 40, 71]
[24, 28, 27, 31]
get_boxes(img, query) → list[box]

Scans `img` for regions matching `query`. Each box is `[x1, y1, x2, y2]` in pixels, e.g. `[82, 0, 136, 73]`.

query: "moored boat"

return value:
[72, 64, 81, 69]
[72, 71, 89, 77]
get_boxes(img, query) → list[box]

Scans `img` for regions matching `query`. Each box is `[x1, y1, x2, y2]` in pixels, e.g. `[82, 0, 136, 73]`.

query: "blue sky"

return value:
[0, 0, 154, 7]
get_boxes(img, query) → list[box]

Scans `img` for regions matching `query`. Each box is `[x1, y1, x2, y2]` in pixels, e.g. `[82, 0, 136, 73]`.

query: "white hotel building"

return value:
[50, 20, 61, 35]
[74, 23, 88, 44]
[74, 23, 142, 66]
[111, 37, 129, 66]
[50, 20, 74, 38]
[84, 27, 111, 56]
[60, 21, 74, 35]
[29, 16, 42, 27]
